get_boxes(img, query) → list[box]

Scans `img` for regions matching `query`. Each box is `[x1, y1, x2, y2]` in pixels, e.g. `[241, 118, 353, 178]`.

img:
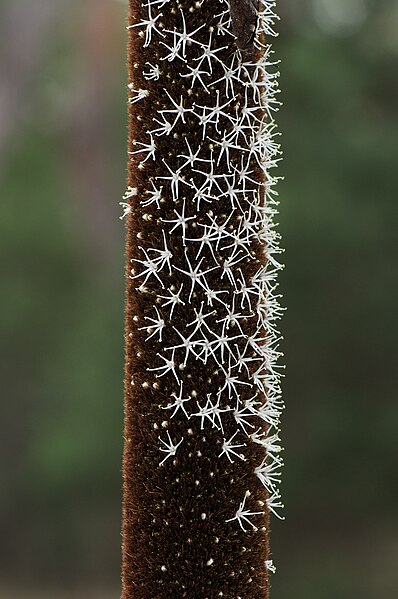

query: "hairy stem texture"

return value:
[122, 1, 284, 597]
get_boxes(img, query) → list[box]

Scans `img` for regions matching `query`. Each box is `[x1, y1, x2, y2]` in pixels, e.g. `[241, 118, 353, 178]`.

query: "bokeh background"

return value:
[1, 0, 397, 597]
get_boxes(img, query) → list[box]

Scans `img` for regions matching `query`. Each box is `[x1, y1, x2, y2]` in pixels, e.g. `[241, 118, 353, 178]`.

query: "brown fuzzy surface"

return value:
[121, 1, 275, 597]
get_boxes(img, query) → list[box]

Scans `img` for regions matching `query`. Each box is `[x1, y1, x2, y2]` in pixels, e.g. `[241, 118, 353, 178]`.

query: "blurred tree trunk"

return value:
[0, 0, 66, 161]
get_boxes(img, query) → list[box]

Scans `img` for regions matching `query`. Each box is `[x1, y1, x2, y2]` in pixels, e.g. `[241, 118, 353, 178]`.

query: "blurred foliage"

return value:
[0, 0, 397, 596]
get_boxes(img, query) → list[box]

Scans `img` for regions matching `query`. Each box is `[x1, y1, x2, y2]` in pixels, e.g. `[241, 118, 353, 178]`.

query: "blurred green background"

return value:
[1, 0, 397, 597]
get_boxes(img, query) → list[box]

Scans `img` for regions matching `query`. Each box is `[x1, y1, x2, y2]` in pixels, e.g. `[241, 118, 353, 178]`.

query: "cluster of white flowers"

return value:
[125, 0, 284, 568]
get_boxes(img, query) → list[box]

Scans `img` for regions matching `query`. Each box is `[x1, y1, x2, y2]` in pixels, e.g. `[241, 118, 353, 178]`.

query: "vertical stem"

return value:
[122, 1, 284, 597]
